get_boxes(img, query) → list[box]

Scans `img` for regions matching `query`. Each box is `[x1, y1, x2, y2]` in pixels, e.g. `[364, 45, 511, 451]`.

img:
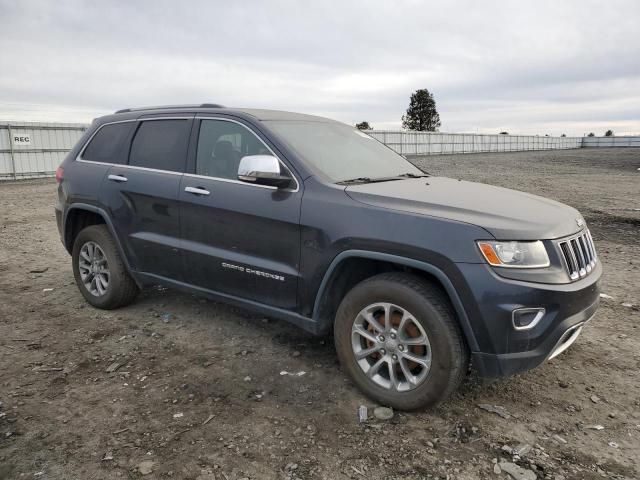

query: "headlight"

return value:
[477, 240, 550, 268]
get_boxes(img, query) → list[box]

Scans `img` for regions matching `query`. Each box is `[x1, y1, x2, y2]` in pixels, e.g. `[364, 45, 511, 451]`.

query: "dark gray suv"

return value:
[55, 104, 601, 410]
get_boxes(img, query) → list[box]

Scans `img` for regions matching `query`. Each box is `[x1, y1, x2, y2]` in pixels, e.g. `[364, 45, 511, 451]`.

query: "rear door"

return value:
[73, 120, 134, 212]
[100, 116, 193, 280]
[179, 117, 302, 309]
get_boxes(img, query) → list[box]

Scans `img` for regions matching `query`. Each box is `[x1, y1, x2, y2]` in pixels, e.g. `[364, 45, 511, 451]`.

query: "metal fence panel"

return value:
[365, 131, 588, 155]
[582, 136, 640, 148]
[0, 120, 637, 180]
[0, 122, 87, 180]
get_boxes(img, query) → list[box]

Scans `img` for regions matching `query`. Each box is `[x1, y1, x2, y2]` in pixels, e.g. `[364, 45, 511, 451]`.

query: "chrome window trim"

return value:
[193, 115, 300, 193]
[78, 160, 184, 176]
[183, 172, 285, 190]
[75, 116, 300, 192]
[76, 159, 116, 167]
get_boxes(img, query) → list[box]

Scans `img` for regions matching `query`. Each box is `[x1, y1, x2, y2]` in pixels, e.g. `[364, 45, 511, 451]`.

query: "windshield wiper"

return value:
[397, 172, 429, 178]
[337, 176, 407, 185]
[336, 177, 373, 185]
[337, 172, 430, 185]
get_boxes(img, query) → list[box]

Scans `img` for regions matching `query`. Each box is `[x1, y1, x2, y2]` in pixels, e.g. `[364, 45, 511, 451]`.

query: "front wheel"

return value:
[72, 224, 139, 309]
[334, 272, 468, 410]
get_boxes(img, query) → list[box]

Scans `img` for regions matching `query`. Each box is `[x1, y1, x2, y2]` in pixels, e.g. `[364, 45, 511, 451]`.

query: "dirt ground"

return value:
[0, 148, 639, 480]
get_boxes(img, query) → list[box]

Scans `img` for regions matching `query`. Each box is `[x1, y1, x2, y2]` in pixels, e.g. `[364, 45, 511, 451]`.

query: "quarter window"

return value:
[82, 122, 133, 164]
[196, 120, 275, 180]
[129, 120, 190, 172]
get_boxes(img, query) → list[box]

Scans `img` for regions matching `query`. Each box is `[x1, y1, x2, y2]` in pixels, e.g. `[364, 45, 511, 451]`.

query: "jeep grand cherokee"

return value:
[55, 104, 601, 409]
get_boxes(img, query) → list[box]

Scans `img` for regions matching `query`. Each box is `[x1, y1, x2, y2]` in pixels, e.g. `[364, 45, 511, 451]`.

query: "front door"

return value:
[179, 118, 302, 309]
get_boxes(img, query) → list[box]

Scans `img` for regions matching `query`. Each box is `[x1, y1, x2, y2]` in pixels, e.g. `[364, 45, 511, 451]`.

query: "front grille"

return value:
[558, 229, 597, 280]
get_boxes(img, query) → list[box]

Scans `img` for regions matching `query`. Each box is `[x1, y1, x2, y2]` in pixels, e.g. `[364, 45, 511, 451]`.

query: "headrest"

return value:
[214, 140, 234, 157]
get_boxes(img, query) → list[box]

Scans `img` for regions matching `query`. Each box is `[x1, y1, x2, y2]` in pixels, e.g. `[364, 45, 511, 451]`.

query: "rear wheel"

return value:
[72, 225, 139, 309]
[334, 272, 468, 410]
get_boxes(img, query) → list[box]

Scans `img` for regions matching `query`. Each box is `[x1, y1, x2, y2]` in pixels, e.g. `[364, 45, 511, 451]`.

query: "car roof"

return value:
[234, 108, 336, 122]
[101, 104, 338, 124]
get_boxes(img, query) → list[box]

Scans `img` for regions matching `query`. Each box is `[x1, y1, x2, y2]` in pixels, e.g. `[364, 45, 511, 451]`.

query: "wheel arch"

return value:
[64, 203, 141, 288]
[311, 250, 479, 351]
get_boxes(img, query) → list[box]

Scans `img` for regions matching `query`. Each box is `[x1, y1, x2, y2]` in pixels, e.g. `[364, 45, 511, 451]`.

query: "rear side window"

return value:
[82, 122, 133, 164]
[129, 120, 190, 172]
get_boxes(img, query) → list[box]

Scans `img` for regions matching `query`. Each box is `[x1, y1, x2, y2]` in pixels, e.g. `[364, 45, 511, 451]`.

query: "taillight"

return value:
[55, 166, 64, 183]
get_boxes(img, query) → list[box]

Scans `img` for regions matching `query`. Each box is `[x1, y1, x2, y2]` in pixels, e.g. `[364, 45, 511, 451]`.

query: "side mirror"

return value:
[238, 155, 292, 188]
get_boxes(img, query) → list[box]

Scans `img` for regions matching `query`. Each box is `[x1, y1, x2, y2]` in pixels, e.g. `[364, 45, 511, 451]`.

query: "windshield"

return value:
[264, 121, 424, 183]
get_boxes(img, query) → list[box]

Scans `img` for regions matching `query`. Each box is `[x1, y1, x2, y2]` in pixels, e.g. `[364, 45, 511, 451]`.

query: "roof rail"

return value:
[114, 103, 225, 114]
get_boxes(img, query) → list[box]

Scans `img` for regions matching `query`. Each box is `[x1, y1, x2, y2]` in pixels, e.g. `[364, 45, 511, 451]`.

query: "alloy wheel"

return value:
[351, 302, 432, 392]
[78, 241, 110, 297]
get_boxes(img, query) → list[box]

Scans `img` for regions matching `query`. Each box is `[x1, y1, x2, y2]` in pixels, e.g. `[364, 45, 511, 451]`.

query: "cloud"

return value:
[1, 0, 639, 135]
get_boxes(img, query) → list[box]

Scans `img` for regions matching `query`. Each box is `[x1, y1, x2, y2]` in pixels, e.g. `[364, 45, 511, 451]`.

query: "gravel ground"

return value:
[0, 147, 639, 480]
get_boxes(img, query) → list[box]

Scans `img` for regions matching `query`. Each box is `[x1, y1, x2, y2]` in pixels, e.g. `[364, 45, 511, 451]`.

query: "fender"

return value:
[63, 203, 142, 289]
[311, 250, 480, 351]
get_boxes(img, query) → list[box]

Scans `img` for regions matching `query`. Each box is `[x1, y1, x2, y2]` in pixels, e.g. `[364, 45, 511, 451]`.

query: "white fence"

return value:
[366, 131, 583, 155]
[582, 136, 640, 148]
[0, 121, 639, 181]
[0, 122, 87, 180]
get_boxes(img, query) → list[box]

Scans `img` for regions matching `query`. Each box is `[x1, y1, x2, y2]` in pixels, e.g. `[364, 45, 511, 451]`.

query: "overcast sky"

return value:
[1, 0, 639, 135]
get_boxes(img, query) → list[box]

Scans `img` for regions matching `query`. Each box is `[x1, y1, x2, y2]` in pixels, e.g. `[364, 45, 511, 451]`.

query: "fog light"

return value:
[512, 308, 545, 330]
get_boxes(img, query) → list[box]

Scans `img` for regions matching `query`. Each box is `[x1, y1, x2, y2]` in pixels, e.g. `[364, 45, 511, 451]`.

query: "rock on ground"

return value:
[499, 461, 537, 480]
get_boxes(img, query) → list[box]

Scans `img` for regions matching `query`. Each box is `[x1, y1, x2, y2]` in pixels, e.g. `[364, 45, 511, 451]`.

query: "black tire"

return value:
[334, 272, 468, 410]
[72, 224, 139, 309]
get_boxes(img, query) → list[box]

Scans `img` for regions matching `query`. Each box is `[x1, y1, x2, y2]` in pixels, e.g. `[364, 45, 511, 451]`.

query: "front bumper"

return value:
[548, 321, 585, 360]
[455, 261, 602, 377]
[471, 304, 597, 376]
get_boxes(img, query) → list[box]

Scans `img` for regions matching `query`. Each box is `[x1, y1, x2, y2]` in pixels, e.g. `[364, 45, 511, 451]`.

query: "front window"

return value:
[196, 119, 276, 180]
[264, 121, 423, 183]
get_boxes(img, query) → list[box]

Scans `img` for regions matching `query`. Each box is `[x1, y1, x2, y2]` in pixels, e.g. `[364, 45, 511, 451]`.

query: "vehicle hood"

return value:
[345, 177, 583, 240]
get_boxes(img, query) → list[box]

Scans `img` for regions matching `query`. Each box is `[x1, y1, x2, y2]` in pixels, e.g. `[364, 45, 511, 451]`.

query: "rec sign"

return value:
[12, 132, 32, 146]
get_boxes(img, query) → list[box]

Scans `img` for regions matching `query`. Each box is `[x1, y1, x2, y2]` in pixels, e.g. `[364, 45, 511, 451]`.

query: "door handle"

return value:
[108, 174, 128, 183]
[185, 186, 210, 196]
